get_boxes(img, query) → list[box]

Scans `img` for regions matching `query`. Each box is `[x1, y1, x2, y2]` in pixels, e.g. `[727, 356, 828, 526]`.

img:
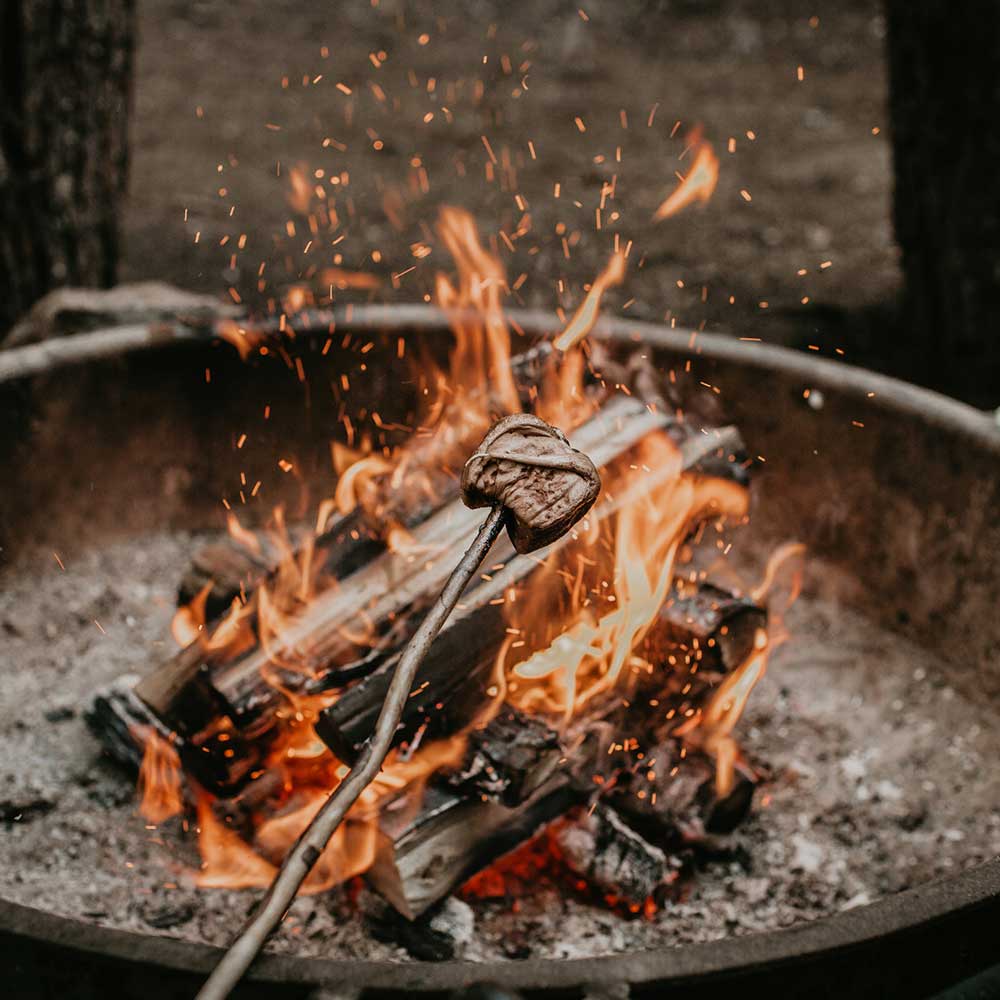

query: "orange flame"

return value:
[136, 729, 184, 824]
[216, 320, 261, 360]
[155, 199, 792, 897]
[435, 206, 520, 415]
[554, 251, 627, 352]
[504, 434, 749, 723]
[194, 796, 280, 889]
[652, 128, 720, 221]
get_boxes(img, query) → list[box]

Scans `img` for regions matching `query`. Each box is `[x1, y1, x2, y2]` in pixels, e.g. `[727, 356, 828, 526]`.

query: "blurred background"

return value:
[2, 0, 996, 404]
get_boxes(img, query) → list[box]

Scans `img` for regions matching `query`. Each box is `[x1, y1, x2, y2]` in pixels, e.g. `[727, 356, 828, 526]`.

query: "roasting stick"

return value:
[196, 414, 602, 1000]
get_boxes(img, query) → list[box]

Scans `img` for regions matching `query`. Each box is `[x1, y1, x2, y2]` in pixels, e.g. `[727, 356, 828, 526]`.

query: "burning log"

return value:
[177, 540, 277, 620]
[316, 573, 762, 767]
[368, 739, 755, 922]
[85, 673, 171, 772]
[441, 703, 563, 807]
[368, 777, 578, 920]
[643, 584, 767, 677]
[554, 803, 677, 906]
[132, 397, 727, 780]
[606, 745, 757, 844]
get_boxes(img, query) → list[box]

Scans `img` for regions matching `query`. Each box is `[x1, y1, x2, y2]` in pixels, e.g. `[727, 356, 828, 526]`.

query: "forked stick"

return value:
[196, 415, 601, 999]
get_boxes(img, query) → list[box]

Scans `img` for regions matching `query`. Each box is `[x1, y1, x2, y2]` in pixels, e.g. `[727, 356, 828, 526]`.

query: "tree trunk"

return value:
[886, 1, 1000, 403]
[0, 0, 135, 336]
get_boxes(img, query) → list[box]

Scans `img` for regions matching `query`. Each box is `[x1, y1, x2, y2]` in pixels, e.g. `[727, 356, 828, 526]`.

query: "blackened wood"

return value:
[887, 2, 1000, 401]
[367, 777, 578, 920]
[177, 540, 274, 620]
[318, 572, 759, 768]
[555, 803, 676, 904]
[607, 746, 756, 847]
[84, 673, 261, 793]
[84, 673, 172, 772]
[641, 583, 766, 676]
[441, 704, 562, 807]
[0, 1, 135, 335]
[365, 905, 457, 962]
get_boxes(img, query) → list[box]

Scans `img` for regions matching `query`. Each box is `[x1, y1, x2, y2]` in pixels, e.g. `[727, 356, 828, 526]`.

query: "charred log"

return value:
[441, 704, 563, 807]
[555, 803, 678, 905]
[177, 540, 276, 620]
[318, 578, 762, 768]
[84, 673, 171, 772]
[606, 745, 756, 846]
[641, 583, 766, 676]
[367, 777, 579, 920]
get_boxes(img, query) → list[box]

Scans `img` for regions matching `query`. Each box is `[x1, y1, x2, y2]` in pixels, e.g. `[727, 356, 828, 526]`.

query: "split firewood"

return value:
[135, 397, 674, 768]
[196, 414, 602, 1000]
[317, 570, 762, 768]
[368, 777, 578, 921]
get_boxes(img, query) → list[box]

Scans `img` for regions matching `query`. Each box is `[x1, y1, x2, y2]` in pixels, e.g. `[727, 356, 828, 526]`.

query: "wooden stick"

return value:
[195, 506, 506, 1000]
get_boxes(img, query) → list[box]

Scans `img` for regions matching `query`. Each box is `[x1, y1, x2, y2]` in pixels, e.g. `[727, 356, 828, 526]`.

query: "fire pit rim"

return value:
[0, 302, 997, 454]
[1, 860, 999, 991]
[2, 302, 999, 991]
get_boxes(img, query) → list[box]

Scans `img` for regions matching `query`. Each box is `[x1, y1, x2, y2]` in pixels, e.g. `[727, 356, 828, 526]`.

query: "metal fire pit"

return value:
[1, 305, 999, 999]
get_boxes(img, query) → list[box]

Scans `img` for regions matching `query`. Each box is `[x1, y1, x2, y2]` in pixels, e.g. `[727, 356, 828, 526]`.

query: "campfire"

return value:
[87, 205, 801, 937]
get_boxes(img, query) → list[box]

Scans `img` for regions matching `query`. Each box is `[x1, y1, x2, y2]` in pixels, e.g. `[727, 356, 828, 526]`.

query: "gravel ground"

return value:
[2, 532, 998, 962]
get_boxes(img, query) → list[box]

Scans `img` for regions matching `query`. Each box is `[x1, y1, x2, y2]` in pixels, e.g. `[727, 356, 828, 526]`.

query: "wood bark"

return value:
[0, 0, 135, 336]
[440, 703, 564, 807]
[886, 1, 1000, 401]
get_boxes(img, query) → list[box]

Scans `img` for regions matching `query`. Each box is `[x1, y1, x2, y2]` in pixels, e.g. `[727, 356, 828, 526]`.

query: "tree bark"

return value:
[0, 0, 135, 336]
[886, 1, 1000, 402]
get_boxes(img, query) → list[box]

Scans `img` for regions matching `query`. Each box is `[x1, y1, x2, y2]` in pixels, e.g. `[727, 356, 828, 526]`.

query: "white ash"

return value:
[429, 897, 475, 949]
[1, 532, 1000, 963]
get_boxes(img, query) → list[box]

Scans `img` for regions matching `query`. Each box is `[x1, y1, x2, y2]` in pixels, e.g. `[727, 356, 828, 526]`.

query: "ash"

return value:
[1, 532, 999, 963]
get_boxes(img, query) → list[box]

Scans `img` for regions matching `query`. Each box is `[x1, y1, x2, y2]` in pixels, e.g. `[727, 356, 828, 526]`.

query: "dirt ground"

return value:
[122, 0, 897, 369]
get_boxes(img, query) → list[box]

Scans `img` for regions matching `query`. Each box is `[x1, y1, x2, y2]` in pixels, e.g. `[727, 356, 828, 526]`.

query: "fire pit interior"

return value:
[1, 288, 999, 995]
